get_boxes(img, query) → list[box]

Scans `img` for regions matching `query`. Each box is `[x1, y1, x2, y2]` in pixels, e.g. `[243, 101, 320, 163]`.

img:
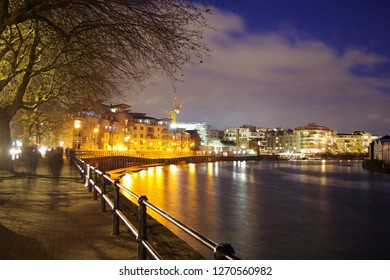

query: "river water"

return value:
[120, 160, 390, 260]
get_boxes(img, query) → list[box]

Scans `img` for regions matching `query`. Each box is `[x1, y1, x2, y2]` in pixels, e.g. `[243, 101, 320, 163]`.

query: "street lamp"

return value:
[93, 127, 99, 150]
[74, 120, 81, 129]
[124, 136, 130, 151]
[74, 120, 81, 149]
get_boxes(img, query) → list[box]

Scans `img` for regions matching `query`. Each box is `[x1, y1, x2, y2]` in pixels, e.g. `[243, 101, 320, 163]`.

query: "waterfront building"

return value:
[294, 123, 335, 154]
[370, 135, 390, 162]
[223, 124, 266, 151]
[365, 135, 390, 172]
[172, 122, 219, 149]
[385, 142, 390, 165]
[223, 126, 250, 149]
[223, 127, 239, 143]
[248, 127, 267, 154]
[334, 130, 372, 154]
[223, 125, 298, 155]
[264, 128, 295, 154]
[68, 104, 194, 153]
[17, 100, 377, 158]
[253, 128, 268, 153]
[223, 123, 374, 157]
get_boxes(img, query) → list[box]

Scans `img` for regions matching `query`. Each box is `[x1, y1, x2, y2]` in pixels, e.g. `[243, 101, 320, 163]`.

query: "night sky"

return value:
[124, 0, 390, 135]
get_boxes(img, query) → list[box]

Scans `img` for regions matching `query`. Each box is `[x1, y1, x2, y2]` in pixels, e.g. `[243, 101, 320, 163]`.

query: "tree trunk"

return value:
[0, 110, 15, 172]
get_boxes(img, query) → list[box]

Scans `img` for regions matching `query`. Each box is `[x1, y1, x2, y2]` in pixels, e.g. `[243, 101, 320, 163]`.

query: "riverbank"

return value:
[362, 160, 390, 173]
[81, 151, 372, 173]
[83, 154, 284, 173]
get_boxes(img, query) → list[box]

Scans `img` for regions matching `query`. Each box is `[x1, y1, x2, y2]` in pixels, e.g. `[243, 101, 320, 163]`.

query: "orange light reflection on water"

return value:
[169, 164, 178, 174]
[121, 173, 132, 187]
[119, 163, 219, 257]
[320, 160, 328, 186]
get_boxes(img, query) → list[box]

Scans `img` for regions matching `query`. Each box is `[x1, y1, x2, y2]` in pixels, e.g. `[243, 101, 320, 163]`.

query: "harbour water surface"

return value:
[121, 160, 390, 259]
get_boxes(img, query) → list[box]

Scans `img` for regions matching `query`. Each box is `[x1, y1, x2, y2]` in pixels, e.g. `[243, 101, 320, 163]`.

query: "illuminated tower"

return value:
[165, 97, 182, 124]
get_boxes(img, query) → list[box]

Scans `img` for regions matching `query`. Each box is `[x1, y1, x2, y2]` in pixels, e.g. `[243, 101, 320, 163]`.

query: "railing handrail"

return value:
[72, 156, 240, 260]
[73, 149, 203, 159]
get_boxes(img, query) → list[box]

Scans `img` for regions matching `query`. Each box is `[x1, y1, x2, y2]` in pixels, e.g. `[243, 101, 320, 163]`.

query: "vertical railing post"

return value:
[88, 166, 93, 192]
[93, 170, 98, 200]
[214, 243, 236, 260]
[112, 180, 120, 235]
[137, 196, 148, 260]
[84, 164, 90, 187]
[82, 162, 86, 181]
[81, 160, 86, 180]
[100, 174, 106, 212]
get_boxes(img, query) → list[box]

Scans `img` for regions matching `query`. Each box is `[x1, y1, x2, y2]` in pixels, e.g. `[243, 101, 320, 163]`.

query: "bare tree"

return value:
[11, 99, 72, 148]
[0, 0, 213, 172]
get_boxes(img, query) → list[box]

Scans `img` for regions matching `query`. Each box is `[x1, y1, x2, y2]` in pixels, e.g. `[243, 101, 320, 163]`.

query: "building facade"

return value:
[68, 104, 194, 153]
[223, 124, 266, 151]
[370, 135, 390, 163]
[294, 123, 335, 154]
[221, 123, 374, 156]
[334, 130, 372, 154]
[173, 122, 221, 150]
[264, 128, 295, 154]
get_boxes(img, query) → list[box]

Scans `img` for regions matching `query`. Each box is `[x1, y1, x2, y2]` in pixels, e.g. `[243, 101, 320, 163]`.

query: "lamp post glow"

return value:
[74, 120, 81, 149]
[93, 127, 99, 150]
[74, 120, 81, 129]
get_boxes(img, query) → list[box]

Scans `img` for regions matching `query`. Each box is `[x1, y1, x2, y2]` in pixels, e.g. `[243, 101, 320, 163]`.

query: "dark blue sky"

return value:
[222, 0, 390, 78]
[128, 0, 390, 135]
[226, 0, 390, 55]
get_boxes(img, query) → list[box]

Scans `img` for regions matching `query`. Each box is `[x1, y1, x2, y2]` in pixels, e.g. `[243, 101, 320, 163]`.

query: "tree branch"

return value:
[8, 20, 40, 115]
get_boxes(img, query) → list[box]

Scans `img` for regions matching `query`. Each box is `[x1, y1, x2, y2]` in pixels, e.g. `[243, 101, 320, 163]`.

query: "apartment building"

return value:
[334, 130, 372, 154]
[223, 124, 257, 148]
[69, 104, 194, 152]
[173, 122, 221, 150]
[264, 128, 294, 154]
[221, 122, 374, 156]
[294, 123, 335, 154]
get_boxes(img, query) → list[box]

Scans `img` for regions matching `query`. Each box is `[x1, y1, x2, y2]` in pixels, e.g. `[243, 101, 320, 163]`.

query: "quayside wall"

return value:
[78, 153, 280, 172]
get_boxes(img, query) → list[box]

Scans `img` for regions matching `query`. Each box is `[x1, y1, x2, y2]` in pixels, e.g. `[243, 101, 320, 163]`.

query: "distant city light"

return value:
[74, 120, 81, 129]
[39, 147, 48, 157]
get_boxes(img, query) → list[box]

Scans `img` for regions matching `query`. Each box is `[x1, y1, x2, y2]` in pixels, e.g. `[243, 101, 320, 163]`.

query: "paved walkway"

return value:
[0, 158, 205, 260]
[0, 159, 137, 260]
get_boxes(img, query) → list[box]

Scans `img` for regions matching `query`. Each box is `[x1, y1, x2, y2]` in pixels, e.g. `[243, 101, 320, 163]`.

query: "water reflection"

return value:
[121, 160, 390, 259]
[121, 173, 132, 187]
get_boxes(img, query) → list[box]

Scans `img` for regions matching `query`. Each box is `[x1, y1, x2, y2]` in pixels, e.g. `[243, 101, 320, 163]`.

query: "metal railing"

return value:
[74, 150, 203, 159]
[72, 156, 240, 260]
[78, 155, 216, 172]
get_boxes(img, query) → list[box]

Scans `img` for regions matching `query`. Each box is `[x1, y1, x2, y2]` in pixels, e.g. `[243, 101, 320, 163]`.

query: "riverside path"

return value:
[0, 158, 201, 260]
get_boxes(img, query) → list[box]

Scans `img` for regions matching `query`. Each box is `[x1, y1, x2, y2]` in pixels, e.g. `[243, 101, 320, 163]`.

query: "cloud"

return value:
[124, 8, 390, 135]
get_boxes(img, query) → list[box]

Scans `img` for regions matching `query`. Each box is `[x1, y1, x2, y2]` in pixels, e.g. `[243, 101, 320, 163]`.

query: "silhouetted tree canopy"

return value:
[0, 0, 214, 171]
